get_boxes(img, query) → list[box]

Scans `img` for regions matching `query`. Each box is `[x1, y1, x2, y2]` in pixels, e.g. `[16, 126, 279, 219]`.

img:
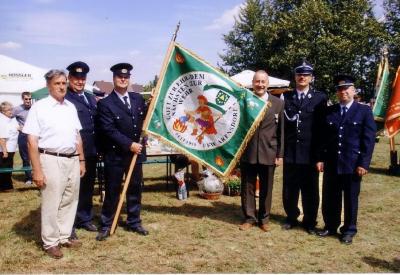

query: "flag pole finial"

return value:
[172, 21, 181, 42]
[382, 45, 389, 57]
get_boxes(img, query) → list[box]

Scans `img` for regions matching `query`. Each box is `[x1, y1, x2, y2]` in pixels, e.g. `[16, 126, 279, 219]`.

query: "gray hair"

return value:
[254, 70, 269, 77]
[44, 69, 67, 84]
[0, 101, 13, 113]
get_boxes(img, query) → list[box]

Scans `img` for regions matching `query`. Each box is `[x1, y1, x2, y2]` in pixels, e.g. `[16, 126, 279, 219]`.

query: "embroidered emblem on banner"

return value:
[164, 72, 240, 148]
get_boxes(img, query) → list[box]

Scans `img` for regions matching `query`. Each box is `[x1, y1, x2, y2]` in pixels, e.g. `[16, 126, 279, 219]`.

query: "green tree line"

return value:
[220, 0, 400, 100]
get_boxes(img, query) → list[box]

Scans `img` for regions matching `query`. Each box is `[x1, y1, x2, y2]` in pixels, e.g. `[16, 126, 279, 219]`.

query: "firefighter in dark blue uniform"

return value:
[316, 75, 376, 244]
[96, 63, 148, 241]
[65, 61, 98, 237]
[282, 60, 327, 234]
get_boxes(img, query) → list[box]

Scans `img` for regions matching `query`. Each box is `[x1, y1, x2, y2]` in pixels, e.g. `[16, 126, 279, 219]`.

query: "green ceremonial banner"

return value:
[373, 57, 391, 121]
[145, 43, 268, 176]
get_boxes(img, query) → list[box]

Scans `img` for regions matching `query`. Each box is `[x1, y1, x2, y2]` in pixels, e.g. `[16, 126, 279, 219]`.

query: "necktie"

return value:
[123, 96, 131, 109]
[341, 106, 347, 120]
[299, 93, 305, 105]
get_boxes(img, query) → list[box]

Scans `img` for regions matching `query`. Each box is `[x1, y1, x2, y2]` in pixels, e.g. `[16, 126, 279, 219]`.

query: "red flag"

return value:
[385, 66, 400, 138]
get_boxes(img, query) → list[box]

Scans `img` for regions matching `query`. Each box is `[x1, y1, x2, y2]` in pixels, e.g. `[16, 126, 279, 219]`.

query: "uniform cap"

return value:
[334, 74, 355, 88]
[294, 59, 314, 75]
[110, 63, 133, 77]
[66, 61, 90, 77]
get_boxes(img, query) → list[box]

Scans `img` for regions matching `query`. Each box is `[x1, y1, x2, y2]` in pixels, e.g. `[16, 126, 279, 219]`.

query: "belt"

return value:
[38, 148, 79, 158]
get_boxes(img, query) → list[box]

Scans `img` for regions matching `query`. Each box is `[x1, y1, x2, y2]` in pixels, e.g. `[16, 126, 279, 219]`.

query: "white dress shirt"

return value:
[261, 92, 269, 102]
[340, 100, 354, 115]
[23, 95, 82, 154]
[297, 88, 309, 100]
[115, 90, 131, 107]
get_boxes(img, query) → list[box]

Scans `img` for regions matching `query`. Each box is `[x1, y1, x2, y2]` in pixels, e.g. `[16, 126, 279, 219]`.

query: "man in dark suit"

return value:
[316, 75, 376, 244]
[282, 60, 327, 234]
[65, 61, 98, 237]
[96, 63, 148, 241]
[239, 70, 284, 232]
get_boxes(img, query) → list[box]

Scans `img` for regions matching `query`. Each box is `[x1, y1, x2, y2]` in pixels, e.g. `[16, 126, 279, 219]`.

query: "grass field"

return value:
[0, 137, 399, 273]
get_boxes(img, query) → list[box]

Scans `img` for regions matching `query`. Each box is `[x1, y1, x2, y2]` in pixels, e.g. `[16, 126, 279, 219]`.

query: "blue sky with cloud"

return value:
[0, 0, 384, 85]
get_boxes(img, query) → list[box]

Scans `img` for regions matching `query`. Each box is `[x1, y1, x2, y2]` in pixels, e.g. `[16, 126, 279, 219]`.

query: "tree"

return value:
[220, 0, 386, 99]
[143, 75, 159, 93]
[384, 0, 400, 70]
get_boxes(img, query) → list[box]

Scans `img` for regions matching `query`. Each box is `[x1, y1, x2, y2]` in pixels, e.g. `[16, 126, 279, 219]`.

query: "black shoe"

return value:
[316, 229, 337, 237]
[79, 223, 98, 232]
[70, 228, 78, 240]
[340, 234, 353, 244]
[282, 221, 297, 230]
[305, 227, 317, 235]
[126, 225, 149, 236]
[96, 229, 110, 241]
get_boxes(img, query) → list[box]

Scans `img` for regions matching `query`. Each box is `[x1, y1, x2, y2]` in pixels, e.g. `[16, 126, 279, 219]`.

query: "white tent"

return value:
[0, 55, 47, 106]
[0, 54, 95, 106]
[231, 70, 290, 89]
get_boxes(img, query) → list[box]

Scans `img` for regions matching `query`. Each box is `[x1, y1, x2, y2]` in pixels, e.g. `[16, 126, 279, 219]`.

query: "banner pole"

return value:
[389, 137, 399, 174]
[110, 22, 181, 235]
[110, 154, 138, 235]
[390, 136, 395, 151]
[172, 21, 180, 42]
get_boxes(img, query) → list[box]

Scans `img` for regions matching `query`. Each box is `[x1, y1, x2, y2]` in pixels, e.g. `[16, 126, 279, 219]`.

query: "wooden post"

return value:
[389, 137, 399, 174]
[110, 23, 181, 235]
[110, 154, 138, 235]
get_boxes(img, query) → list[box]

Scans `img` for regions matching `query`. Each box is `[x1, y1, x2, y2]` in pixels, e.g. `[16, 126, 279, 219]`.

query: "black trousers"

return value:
[17, 133, 32, 181]
[282, 163, 319, 228]
[0, 152, 14, 191]
[74, 157, 97, 227]
[100, 153, 143, 230]
[240, 162, 275, 225]
[322, 166, 361, 236]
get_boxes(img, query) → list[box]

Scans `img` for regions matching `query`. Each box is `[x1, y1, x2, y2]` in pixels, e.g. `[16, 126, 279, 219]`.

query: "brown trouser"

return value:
[241, 162, 275, 225]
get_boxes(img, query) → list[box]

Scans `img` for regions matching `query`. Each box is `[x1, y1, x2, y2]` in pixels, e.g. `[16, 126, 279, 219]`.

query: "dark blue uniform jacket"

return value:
[97, 91, 146, 163]
[65, 89, 97, 158]
[283, 89, 327, 164]
[319, 102, 376, 174]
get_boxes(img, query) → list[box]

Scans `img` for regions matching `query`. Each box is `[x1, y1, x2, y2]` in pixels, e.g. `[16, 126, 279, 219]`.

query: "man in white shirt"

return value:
[23, 69, 86, 259]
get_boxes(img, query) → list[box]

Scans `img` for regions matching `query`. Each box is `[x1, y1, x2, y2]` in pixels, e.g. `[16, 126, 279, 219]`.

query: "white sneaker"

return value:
[25, 180, 32, 186]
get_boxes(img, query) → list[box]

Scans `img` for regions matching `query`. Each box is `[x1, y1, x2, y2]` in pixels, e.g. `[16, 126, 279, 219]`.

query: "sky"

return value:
[0, 0, 384, 86]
